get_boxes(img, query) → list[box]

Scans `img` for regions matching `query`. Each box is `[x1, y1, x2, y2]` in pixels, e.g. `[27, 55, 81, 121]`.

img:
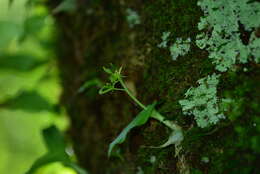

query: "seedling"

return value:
[99, 66, 183, 157]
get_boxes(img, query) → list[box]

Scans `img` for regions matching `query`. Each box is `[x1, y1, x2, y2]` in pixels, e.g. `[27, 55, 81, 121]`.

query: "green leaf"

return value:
[19, 15, 46, 41]
[0, 53, 47, 72]
[42, 126, 66, 152]
[1, 91, 53, 113]
[108, 103, 156, 157]
[25, 152, 69, 174]
[0, 21, 22, 49]
[25, 126, 69, 174]
[98, 84, 114, 95]
[25, 125, 88, 174]
[78, 78, 102, 93]
[149, 129, 183, 149]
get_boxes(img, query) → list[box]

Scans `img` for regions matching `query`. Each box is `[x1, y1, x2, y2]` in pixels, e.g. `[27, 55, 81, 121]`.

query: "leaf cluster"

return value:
[99, 66, 123, 94]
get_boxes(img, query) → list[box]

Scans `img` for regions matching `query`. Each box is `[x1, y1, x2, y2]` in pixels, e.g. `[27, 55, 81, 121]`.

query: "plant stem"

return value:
[118, 76, 181, 131]
[151, 111, 182, 130]
[118, 77, 146, 109]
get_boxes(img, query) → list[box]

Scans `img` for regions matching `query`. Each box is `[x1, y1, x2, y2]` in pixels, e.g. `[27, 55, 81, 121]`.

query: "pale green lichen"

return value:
[250, 34, 260, 63]
[169, 37, 191, 60]
[179, 74, 225, 128]
[158, 31, 171, 48]
[157, 32, 191, 60]
[126, 8, 141, 28]
[196, 0, 260, 72]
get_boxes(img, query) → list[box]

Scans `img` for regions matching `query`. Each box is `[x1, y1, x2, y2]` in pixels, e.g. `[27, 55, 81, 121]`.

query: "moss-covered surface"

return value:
[49, 0, 260, 173]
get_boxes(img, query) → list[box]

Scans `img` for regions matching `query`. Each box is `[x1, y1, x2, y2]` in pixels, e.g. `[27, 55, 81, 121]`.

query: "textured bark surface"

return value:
[50, 0, 260, 174]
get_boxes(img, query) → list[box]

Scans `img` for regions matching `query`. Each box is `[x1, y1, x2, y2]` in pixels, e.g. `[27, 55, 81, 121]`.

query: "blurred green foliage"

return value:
[0, 0, 75, 174]
[26, 126, 87, 174]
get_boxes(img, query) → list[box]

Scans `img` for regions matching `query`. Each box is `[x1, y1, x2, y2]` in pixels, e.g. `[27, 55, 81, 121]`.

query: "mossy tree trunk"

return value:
[49, 0, 260, 174]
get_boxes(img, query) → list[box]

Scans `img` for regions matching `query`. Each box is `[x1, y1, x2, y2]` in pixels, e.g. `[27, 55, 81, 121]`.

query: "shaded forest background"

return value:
[0, 0, 259, 174]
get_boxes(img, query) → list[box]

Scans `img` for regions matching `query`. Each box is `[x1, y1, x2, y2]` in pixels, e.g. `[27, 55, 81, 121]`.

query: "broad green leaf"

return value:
[25, 126, 69, 174]
[25, 152, 69, 174]
[108, 103, 156, 157]
[25, 125, 88, 174]
[42, 126, 66, 152]
[0, 21, 22, 49]
[0, 53, 47, 72]
[1, 91, 53, 113]
[19, 15, 46, 41]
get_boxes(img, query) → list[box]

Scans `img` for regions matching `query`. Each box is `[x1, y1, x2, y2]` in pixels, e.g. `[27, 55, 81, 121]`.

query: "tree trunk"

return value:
[49, 0, 260, 174]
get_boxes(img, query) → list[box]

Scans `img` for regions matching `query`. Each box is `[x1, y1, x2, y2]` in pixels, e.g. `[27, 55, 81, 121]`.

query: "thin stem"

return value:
[113, 88, 125, 91]
[151, 111, 182, 130]
[118, 77, 146, 109]
[118, 76, 181, 131]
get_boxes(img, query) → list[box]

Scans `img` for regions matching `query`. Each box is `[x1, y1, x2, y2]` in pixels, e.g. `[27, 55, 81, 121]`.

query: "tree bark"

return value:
[49, 0, 260, 174]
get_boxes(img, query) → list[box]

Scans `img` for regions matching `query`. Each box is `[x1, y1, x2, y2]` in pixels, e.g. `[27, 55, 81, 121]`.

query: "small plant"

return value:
[99, 66, 183, 157]
[126, 8, 141, 28]
[179, 74, 225, 128]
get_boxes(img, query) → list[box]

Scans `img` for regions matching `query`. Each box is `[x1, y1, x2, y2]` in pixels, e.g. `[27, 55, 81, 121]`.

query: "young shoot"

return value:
[99, 66, 183, 157]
